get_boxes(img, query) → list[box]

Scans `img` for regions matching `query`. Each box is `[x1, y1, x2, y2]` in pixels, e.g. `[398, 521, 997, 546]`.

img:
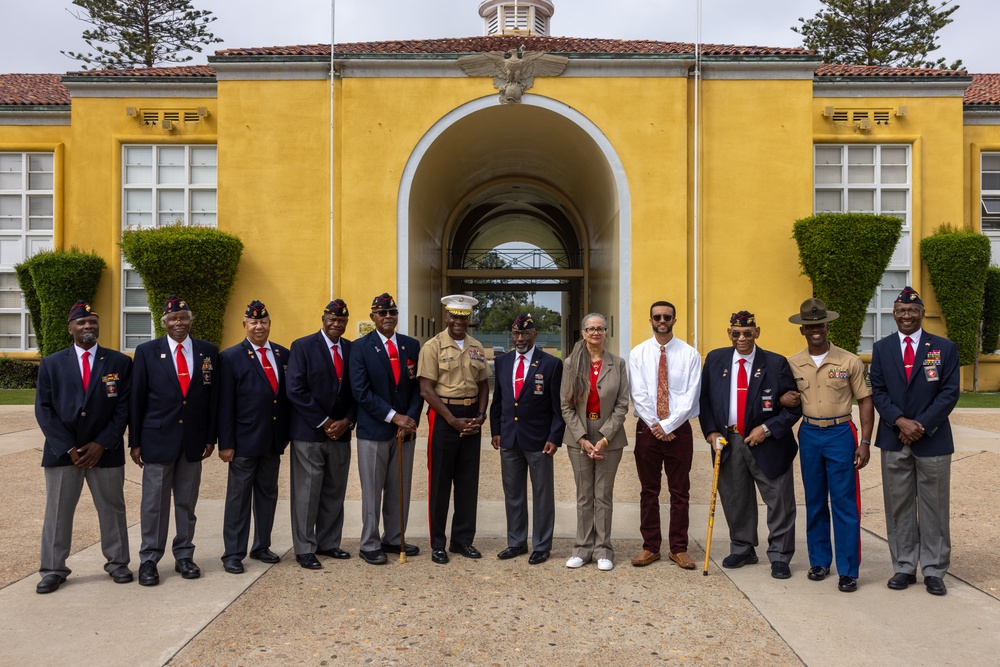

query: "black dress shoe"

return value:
[138, 560, 159, 586]
[770, 561, 791, 579]
[924, 576, 947, 596]
[317, 547, 351, 560]
[110, 565, 134, 584]
[528, 551, 550, 565]
[449, 543, 482, 559]
[887, 572, 917, 590]
[175, 558, 201, 579]
[838, 575, 858, 592]
[249, 549, 281, 564]
[381, 542, 420, 557]
[36, 574, 65, 594]
[721, 549, 759, 569]
[807, 566, 830, 581]
[296, 553, 323, 569]
[497, 545, 528, 560]
[360, 549, 388, 565]
[223, 558, 245, 574]
[431, 549, 449, 564]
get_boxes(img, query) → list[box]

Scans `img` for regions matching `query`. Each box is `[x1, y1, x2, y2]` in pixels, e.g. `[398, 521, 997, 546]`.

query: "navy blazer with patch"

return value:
[350, 330, 423, 442]
[129, 336, 219, 464]
[285, 331, 357, 443]
[699, 345, 800, 479]
[35, 345, 132, 468]
[490, 347, 566, 451]
[218, 338, 291, 458]
[869, 330, 960, 457]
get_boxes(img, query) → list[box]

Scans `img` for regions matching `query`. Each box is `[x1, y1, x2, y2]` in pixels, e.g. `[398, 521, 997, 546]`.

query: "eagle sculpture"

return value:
[458, 47, 569, 104]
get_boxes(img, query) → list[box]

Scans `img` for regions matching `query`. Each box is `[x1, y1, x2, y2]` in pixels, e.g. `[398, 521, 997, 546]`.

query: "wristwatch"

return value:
[860, 439, 871, 446]
[761, 424, 772, 438]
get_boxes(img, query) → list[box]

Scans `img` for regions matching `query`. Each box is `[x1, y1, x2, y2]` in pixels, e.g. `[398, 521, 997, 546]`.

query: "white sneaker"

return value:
[598, 558, 613, 571]
[565, 556, 585, 568]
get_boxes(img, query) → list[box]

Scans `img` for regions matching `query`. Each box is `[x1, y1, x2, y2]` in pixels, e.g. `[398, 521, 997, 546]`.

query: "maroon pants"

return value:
[634, 419, 693, 554]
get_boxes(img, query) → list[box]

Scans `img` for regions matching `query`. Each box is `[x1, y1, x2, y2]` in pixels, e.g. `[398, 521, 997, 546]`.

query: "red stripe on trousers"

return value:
[849, 420, 862, 565]
[426, 408, 437, 540]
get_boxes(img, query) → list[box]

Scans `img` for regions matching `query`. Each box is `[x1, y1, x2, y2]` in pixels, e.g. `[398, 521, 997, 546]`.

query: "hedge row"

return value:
[793, 213, 903, 352]
[0, 357, 38, 389]
[15, 249, 107, 356]
[921, 226, 992, 366]
[120, 226, 244, 347]
[981, 267, 1000, 353]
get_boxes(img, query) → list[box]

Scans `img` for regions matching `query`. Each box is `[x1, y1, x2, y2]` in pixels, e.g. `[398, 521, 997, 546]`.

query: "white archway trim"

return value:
[397, 94, 632, 349]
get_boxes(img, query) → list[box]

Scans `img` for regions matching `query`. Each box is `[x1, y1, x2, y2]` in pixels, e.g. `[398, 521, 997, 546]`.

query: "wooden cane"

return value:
[397, 430, 407, 564]
[703, 437, 726, 576]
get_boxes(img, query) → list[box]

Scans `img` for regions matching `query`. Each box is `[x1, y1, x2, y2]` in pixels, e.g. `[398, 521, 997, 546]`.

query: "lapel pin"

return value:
[160, 353, 166, 359]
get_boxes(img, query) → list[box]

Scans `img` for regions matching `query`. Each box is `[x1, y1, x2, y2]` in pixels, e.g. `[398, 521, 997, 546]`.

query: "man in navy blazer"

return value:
[350, 293, 423, 565]
[217, 300, 290, 574]
[130, 296, 219, 586]
[285, 298, 357, 569]
[699, 310, 800, 579]
[490, 313, 565, 565]
[870, 286, 960, 596]
[34, 301, 132, 594]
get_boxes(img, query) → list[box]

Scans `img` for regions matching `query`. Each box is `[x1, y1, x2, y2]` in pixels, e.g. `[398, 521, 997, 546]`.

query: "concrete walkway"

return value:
[1, 412, 998, 666]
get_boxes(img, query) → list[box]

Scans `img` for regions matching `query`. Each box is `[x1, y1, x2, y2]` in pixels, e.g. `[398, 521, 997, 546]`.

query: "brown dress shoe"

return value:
[630, 550, 661, 567]
[669, 551, 696, 569]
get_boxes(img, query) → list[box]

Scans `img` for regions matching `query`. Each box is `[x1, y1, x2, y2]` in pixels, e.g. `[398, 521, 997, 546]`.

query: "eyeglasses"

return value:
[511, 331, 534, 338]
[373, 309, 398, 317]
[730, 330, 756, 340]
[584, 326, 607, 334]
[651, 314, 674, 322]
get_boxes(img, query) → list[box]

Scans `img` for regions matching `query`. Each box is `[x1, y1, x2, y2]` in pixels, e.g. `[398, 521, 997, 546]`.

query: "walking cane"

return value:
[397, 430, 408, 564]
[703, 437, 727, 576]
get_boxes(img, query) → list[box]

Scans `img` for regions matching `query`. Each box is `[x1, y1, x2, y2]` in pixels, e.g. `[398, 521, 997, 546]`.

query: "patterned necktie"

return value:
[259, 347, 278, 393]
[386, 339, 401, 384]
[904, 336, 915, 381]
[737, 359, 748, 436]
[331, 344, 343, 381]
[656, 345, 670, 419]
[176, 343, 190, 396]
[81, 350, 91, 392]
[514, 355, 526, 396]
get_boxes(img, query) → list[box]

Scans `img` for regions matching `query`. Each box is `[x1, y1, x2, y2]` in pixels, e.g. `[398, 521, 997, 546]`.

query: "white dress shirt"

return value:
[169, 336, 193, 377]
[249, 338, 279, 387]
[728, 346, 757, 427]
[898, 328, 923, 355]
[74, 343, 95, 380]
[510, 346, 536, 395]
[628, 335, 702, 434]
[377, 330, 399, 423]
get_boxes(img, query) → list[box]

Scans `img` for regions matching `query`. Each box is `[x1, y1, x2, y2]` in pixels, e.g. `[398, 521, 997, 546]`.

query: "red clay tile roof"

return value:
[64, 65, 216, 78]
[815, 63, 967, 78]
[0, 74, 70, 106]
[217, 37, 815, 57]
[965, 74, 1000, 106]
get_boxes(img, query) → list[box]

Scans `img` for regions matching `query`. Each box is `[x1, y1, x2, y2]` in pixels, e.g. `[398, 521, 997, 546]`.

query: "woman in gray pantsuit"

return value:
[560, 313, 630, 571]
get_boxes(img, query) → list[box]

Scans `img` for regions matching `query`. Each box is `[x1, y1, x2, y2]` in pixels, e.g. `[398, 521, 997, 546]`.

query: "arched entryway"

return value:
[397, 95, 631, 353]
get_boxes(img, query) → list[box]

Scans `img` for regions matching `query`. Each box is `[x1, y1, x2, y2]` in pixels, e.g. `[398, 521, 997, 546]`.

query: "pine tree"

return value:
[61, 0, 222, 70]
[792, 0, 962, 69]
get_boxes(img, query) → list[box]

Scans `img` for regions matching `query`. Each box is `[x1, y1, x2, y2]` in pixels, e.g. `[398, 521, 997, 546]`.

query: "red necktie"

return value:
[514, 355, 526, 396]
[331, 344, 343, 381]
[386, 339, 401, 384]
[737, 359, 748, 436]
[259, 347, 278, 393]
[176, 343, 190, 396]
[81, 350, 90, 392]
[656, 345, 670, 419]
[904, 336, 915, 381]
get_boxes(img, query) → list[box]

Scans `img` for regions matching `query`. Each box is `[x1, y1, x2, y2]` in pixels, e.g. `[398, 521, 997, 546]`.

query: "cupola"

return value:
[479, 1, 554, 37]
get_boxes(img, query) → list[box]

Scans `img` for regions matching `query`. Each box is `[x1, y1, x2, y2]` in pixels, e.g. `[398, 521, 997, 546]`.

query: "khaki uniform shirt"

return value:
[789, 344, 871, 419]
[417, 330, 490, 398]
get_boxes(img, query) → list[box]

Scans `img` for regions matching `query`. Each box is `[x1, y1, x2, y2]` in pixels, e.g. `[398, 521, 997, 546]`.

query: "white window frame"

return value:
[121, 144, 217, 350]
[814, 144, 912, 353]
[1, 152, 54, 351]
[981, 152, 1000, 265]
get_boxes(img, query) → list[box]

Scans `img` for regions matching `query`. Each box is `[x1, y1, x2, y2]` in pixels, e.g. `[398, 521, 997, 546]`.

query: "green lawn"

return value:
[956, 392, 1000, 408]
[0, 390, 35, 405]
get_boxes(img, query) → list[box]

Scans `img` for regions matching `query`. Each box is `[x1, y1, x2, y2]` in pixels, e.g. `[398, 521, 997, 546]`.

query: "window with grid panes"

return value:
[981, 153, 1000, 266]
[814, 145, 911, 352]
[0, 152, 54, 350]
[121, 145, 217, 349]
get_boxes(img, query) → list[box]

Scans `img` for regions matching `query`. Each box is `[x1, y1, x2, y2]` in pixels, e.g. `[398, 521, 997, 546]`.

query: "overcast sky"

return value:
[0, 0, 991, 74]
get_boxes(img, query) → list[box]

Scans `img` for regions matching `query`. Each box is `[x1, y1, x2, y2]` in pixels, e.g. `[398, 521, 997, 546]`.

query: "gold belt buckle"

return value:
[463, 398, 474, 406]
[587, 411, 600, 420]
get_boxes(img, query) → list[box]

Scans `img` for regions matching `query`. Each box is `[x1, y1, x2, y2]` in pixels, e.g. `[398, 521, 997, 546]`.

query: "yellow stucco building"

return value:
[3, 1, 1000, 385]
